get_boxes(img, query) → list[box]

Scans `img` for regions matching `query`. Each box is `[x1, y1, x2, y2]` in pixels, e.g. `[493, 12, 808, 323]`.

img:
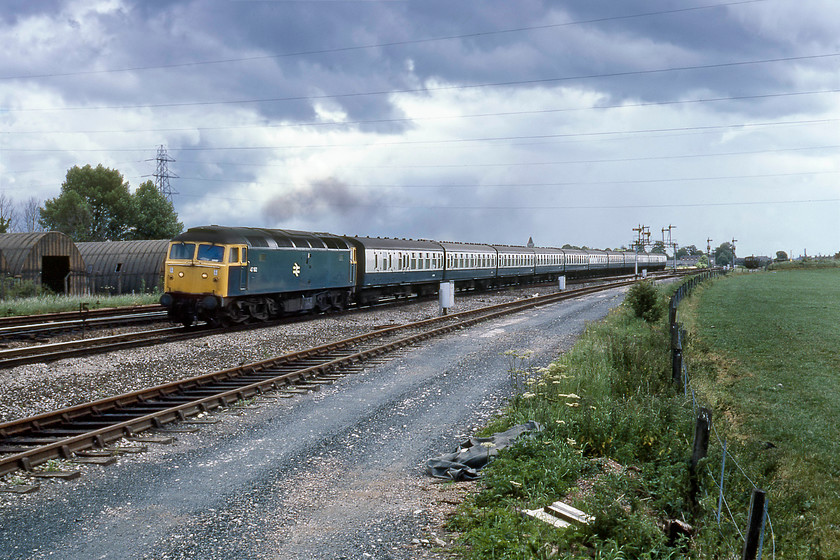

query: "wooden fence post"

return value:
[742, 489, 767, 560]
[689, 407, 712, 507]
[672, 348, 683, 384]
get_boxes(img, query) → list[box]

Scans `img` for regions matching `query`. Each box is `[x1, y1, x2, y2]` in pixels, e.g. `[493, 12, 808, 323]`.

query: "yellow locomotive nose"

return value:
[166, 264, 224, 295]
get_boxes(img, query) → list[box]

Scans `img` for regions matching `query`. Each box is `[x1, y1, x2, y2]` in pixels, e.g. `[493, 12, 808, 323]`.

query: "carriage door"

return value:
[240, 247, 249, 290]
[231, 246, 248, 291]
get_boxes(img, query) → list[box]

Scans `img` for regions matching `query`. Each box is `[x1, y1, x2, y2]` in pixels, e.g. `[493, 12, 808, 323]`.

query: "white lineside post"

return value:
[558, 275, 566, 291]
[439, 281, 455, 316]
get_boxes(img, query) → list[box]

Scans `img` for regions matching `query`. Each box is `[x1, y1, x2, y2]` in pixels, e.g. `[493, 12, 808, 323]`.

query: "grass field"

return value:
[449, 271, 839, 559]
[682, 269, 840, 558]
[0, 293, 160, 316]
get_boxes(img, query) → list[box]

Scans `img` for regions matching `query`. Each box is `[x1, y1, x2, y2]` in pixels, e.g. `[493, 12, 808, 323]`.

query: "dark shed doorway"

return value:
[0, 232, 86, 295]
[42, 256, 70, 294]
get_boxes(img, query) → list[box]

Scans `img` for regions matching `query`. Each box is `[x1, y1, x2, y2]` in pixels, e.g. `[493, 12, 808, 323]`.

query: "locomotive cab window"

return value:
[197, 244, 224, 262]
[229, 247, 239, 263]
[169, 243, 195, 260]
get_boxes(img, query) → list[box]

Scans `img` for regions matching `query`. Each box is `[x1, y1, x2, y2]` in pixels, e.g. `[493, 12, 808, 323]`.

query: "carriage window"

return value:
[169, 243, 195, 260]
[197, 244, 224, 262]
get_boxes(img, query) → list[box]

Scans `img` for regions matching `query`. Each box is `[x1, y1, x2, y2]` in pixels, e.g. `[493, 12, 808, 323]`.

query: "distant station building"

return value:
[77, 239, 170, 295]
[676, 255, 702, 268]
[0, 232, 86, 295]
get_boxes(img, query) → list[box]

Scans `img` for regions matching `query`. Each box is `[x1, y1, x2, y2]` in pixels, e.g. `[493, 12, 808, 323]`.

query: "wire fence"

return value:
[669, 270, 772, 560]
[0, 272, 163, 299]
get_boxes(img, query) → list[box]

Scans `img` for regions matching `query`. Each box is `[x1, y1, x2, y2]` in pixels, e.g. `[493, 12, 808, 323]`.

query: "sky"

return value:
[1, 0, 838, 258]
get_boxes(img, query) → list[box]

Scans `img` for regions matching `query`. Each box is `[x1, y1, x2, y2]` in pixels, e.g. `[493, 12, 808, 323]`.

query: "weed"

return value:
[451, 282, 707, 559]
[625, 281, 664, 323]
[0, 293, 159, 316]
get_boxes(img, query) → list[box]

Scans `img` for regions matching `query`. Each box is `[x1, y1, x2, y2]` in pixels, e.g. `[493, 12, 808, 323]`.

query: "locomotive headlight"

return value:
[178, 272, 185, 278]
[201, 272, 208, 279]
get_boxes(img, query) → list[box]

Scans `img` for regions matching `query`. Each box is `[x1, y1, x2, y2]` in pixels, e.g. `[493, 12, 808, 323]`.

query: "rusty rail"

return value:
[0, 274, 680, 478]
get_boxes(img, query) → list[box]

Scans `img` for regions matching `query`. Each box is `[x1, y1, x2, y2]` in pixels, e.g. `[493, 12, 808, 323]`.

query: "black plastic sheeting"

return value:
[425, 421, 542, 481]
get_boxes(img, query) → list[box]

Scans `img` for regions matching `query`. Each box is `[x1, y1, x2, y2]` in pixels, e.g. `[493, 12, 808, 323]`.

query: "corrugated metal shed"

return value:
[77, 239, 170, 295]
[0, 232, 86, 294]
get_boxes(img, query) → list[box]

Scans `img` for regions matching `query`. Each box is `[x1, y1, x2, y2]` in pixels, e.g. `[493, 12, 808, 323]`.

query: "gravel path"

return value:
[0, 289, 555, 424]
[0, 286, 629, 560]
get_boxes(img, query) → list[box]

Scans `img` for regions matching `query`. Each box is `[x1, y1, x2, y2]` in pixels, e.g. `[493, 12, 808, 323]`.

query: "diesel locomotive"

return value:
[159, 225, 666, 326]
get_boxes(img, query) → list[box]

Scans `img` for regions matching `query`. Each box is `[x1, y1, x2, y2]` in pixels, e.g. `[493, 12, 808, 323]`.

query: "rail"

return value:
[0, 275, 654, 478]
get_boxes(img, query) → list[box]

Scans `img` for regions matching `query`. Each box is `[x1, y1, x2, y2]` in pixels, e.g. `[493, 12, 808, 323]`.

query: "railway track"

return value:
[0, 326, 201, 369]
[0, 271, 683, 369]
[0, 305, 168, 341]
[0, 271, 661, 343]
[0, 275, 655, 479]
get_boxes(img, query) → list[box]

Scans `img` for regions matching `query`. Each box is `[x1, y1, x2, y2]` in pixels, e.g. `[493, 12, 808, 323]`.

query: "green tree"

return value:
[676, 244, 702, 258]
[775, 250, 789, 262]
[40, 164, 133, 241]
[651, 240, 667, 254]
[129, 180, 183, 239]
[714, 242, 736, 267]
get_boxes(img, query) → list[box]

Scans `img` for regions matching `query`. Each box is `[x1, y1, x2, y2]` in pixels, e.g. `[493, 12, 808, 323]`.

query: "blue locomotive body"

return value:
[161, 225, 667, 325]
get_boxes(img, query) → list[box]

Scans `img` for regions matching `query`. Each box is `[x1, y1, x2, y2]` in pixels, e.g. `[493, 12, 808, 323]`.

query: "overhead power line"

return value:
[0, 0, 769, 82]
[170, 194, 840, 211]
[171, 170, 838, 189]
[7, 52, 838, 113]
[165, 144, 840, 172]
[6, 88, 837, 136]
[3, 118, 834, 153]
[6, 144, 836, 179]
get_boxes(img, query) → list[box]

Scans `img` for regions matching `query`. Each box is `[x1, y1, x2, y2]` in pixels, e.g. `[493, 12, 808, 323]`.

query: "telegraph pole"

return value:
[731, 238, 738, 269]
[662, 225, 677, 270]
[707, 238, 714, 267]
[632, 225, 651, 277]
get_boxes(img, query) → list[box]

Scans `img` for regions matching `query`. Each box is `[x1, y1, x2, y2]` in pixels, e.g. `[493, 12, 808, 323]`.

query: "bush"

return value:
[626, 281, 663, 323]
[0, 278, 51, 300]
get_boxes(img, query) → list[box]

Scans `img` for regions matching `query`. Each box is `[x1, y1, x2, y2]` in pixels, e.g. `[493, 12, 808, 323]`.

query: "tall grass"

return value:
[449, 283, 725, 559]
[0, 293, 160, 316]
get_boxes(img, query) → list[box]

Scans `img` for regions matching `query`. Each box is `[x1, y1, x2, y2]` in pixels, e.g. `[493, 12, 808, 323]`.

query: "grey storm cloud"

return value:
[1, 0, 838, 256]
[261, 177, 385, 226]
